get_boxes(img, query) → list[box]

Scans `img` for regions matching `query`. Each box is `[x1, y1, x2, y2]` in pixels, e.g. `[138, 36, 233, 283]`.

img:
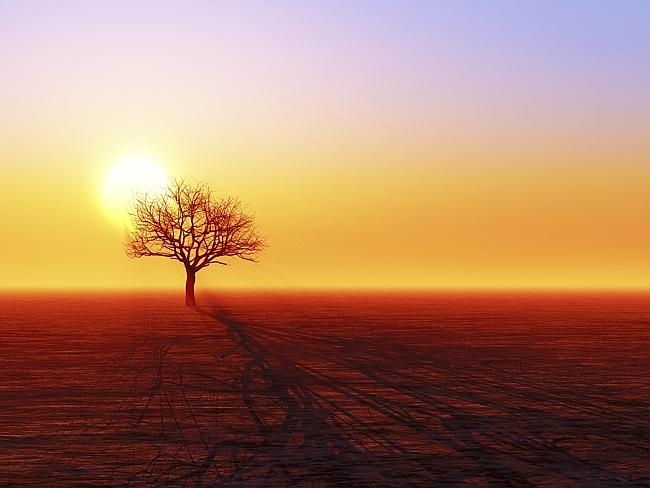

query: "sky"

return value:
[1, 0, 650, 290]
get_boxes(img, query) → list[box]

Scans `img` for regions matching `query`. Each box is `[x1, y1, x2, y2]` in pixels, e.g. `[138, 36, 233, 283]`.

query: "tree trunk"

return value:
[185, 269, 196, 307]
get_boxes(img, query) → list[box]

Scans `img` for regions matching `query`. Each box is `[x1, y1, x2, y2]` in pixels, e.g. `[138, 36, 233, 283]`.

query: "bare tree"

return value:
[125, 178, 265, 306]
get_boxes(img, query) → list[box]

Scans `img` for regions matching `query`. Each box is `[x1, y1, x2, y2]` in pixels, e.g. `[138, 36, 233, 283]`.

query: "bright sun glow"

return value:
[101, 156, 169, 225]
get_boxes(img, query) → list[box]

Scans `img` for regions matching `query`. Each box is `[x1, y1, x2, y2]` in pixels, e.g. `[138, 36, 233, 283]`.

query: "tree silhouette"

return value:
[125, 178, 265, 306]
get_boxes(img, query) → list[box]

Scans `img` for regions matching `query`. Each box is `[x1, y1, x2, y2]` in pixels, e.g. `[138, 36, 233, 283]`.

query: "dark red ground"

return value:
[1, 292, 649, 486]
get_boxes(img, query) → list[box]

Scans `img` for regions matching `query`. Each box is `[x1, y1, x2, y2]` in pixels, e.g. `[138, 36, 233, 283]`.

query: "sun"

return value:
[101, 156, 169, 225]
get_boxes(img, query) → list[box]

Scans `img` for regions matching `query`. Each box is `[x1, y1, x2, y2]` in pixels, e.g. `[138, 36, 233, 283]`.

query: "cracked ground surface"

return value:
[1, 292, 649, 486]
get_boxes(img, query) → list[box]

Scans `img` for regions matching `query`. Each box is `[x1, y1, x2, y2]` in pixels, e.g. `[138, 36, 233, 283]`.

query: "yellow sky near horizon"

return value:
[1, 2, 650, 291]
[2, 139, 650, 291]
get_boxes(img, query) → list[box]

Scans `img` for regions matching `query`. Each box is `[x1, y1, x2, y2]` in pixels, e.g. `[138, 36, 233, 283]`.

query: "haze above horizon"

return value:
[1, 1, 649, 290]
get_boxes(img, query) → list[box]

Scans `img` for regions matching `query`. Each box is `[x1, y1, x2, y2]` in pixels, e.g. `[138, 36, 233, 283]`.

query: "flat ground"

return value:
[0, 292, 649, 486]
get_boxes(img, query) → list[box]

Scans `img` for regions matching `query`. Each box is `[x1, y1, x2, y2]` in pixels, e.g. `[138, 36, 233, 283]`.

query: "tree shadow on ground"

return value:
[106, 305, 648, 487]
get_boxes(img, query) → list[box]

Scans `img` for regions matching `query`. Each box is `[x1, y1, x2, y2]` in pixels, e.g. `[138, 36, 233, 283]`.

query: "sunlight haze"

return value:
[1, 1, 649, 290]
[101, 156, 169, 226]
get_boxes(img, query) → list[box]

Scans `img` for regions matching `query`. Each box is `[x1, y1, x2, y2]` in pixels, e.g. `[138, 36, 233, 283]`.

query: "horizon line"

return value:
[2, 286, 650, 295]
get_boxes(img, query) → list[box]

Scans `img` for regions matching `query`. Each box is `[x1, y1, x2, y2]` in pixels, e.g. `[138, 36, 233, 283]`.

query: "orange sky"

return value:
[1, 2, 649, 290]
